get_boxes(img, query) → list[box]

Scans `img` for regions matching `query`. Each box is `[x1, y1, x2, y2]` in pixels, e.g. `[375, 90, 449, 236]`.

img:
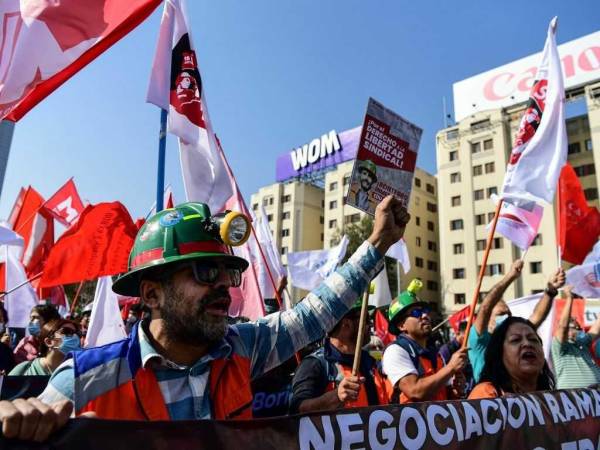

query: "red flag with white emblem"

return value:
[44, 178, 85, 227]
[558, 163, 600, 265]
[0, 0, 162, 121]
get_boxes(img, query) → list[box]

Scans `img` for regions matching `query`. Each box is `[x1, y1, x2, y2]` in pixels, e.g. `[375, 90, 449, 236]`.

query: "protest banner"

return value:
[345, 98, 422, 215]
[1, 388, 598, 449]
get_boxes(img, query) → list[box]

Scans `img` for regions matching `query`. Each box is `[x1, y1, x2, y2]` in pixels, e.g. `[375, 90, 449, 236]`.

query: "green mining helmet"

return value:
[388, 279, 428, 335]
[359, 160, 378, 182]
[347, 298, 376, 315]
[112, 202, 251, 296]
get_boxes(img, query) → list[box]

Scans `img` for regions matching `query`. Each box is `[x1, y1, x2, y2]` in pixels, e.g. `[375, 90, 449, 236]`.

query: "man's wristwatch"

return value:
[544, 286, 558, 297]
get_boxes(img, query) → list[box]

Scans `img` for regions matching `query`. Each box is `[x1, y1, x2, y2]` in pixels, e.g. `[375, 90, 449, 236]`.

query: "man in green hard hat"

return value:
[291, 299, 391, 413]
[382, 279, 468, 404]
[0, 195, 410, 442]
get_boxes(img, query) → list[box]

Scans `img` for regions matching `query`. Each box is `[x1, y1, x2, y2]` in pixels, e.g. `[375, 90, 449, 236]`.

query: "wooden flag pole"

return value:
[461, 198, 504, 350]
[69, 280, 86, 315]
[352, 284, 373, 376]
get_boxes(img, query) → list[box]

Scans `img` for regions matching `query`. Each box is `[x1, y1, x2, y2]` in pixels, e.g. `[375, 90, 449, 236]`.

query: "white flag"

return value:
[85, 276, 127, 348]
[370, 263, 392, 307]
[287, 236, 349, 291]
[583, 241, 600, 265]
[386, 239, 411, 273]
[501, 17, 567, 204]
[507, 293, 552, 360]
[257, 205, 286, 279]
[147, 0, 233, 213]
[0, 223, 38, 328]
[491, 195, 543, 250]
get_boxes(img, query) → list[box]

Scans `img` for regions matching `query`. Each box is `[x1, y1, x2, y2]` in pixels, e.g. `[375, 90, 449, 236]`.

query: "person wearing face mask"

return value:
[469, 316, 554, 398]
[551, 285, 600, 389]
[468, 260, 565, 384]
[9, 319, 81, 376]
[13, 305, 61, 364]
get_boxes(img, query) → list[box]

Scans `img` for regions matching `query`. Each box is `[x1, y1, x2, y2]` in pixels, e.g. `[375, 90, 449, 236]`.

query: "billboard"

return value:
[453, 29, 600, 121]
[275, 126, 361, 182]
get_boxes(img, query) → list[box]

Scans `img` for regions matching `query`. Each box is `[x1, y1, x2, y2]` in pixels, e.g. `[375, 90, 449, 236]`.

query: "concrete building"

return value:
[436, 80, 600, 315]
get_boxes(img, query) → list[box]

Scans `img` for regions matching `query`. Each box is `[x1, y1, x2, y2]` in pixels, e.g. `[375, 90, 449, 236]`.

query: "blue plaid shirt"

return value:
[39, 241, 383, 420]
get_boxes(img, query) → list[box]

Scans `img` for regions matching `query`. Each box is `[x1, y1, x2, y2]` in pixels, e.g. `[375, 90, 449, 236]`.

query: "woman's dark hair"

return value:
[39, 319, 77, 357]
[32, 304, 60, 324]
[0, 305, 8, 323]
[479, 316, 554, 394]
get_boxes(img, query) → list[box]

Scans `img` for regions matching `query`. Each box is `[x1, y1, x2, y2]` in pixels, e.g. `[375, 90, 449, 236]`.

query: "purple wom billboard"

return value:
[275, 126, 361, 182]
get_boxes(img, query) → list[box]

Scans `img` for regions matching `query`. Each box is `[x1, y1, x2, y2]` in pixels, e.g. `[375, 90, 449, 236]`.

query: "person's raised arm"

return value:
[554, 285, 573, 343]
[473, 260, 523, 335]
[530, 268, 566, 328]
[588, 302, 600, 338]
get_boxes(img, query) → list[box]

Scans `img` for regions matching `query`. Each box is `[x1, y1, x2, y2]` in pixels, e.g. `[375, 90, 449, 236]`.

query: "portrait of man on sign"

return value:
[348, 159, 378, 214]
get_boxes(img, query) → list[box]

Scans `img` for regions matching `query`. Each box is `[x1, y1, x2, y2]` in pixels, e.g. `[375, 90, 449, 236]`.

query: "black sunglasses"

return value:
[162, 261, 243, 288]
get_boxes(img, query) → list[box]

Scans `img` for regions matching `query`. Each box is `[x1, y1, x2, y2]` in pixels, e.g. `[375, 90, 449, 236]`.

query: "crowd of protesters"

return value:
[0, 197, 598, 443]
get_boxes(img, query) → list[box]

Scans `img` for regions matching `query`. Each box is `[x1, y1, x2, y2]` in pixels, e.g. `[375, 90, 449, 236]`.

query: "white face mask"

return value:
[495, 314, 509, 327]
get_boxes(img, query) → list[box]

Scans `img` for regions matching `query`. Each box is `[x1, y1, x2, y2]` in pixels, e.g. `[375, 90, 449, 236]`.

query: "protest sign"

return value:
[2, 388, 598, 449]
[345, 98, 422, 215]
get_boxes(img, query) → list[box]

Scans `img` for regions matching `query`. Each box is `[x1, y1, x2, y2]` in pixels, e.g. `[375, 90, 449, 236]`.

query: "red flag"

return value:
[44, 179, 85, 227]
[8, 186, 54, 277]
[40, 202, 137, 287]
[558, 163, 600, 265]
[448, 305, 471, 333]
[374, 309, 395, 346]
[0, 0, 162, 121]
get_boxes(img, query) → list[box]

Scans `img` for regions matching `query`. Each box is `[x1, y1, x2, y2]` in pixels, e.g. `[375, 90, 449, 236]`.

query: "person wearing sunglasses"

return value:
[9, 319, 81, 376]
[290, 299, 390, 414]
[0, 196, 410, 442]
[382, 281, 468, 403]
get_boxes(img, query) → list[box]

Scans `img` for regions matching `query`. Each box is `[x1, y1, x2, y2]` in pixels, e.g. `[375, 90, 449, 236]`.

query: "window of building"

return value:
[281, 211, 290, 220]
[427, 261, 438, 271]
[568, 142, 581, 154]
[450, 172, 461, 183]
[530, 261, 542, 274]
[321, 200, 325, 208]
[414, 196, 421, 206]
[454, 293, 466, 305]
[267, 214, 273, 222]
[471, 119, 490, 131]
[488, 264, 504, 276]
[478, 292, 488, 303]
[449, 151, 458, 161]
[446, 129, 458, 140]
[453, 243, 464, 254]
[281, 247, 288, 255]
[427, 281, 438, 291]
[585, 188, 599, 201]
[329, 181, 338, 191]
[320, 233, 324, 241]
[476, 239, 486, 251]
[483, 139, 493, 150]
[415, 257, 424, 268]
[252, 203, 258, 210]
[428, 241, 437, 252]
[475, 214, 485, 226]
[281, 229, 290, 237]
[574, 164, 596, 177]
[320, 216, 324, 224]
[471, 142, 481, 154]
[426, 183, 435, 194]
[493, 237, 503, 249]
[473, 165, 483, 176]
[345, 213, 360, 224]
[329, 219, 337, 229]
[329, 200, 338, 209]
[414, 177, 421, 187]
[485, 162, 495, 173]
[343, 174, 351, 186]
[282, 195, 291, 203]
[451, 195, 461, 206]
[487, 186, 498, 198]
[263, 196, 274, 206]
[416, 237, 421, 247]
[416, 217, 421, 226]
[450, 219, 463, 230]
[474, 189, 484, 200]
[427, 221, 435, 231]
[453, 268, 465, 279]
[532, 234, 542, 246]
[427, 202, 437, 213]
[585, 139, 593, 151]
[487, 212, 495, 223]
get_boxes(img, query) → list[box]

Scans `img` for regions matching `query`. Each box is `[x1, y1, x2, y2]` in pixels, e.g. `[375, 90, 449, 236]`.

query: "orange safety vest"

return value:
[73, 326, 254, 421]
[324, 362, 391, 408]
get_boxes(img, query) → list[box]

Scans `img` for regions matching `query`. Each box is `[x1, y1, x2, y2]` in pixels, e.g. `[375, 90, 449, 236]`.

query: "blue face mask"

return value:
[495, 314, 509, 327]
[28, 321, 41, 337]
[57, 335, 81, 355]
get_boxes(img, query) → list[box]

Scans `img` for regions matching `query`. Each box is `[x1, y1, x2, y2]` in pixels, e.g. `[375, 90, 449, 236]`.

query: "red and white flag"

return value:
[558, 163, 600, 265]
[0, 0, 162, 121]
[492, 195, 543, 251]
[44, 178, 85, 227]
[147, 0, 233, 214]
[501, 17, 567, 204]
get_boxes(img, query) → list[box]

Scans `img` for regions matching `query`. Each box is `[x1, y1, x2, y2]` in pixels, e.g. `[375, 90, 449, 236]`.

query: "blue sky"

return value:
[1, 1, 599, 221]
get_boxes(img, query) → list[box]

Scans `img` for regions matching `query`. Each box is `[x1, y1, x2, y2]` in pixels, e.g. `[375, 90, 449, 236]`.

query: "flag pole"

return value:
[556, 180, 562, 268]
[70, 280, 86, 315]
[352, 284, 373, 376]
[461, 198, 504, 350]
[156, 109, 168, 213]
